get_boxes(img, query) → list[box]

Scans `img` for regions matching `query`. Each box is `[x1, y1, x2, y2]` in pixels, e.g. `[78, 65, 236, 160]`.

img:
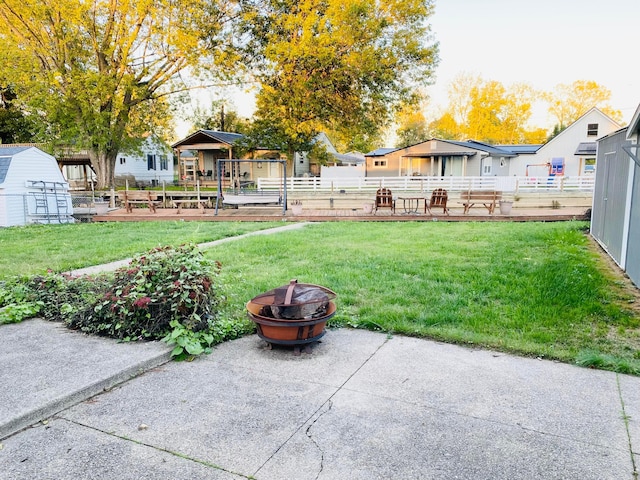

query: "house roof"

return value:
[402, 150, 478, 157]
[332, 153, 364, 164]
[366, 139, 525, 159]
[575, 142, 597, 155]
[447, 140, 517, 157]
[497, 144, 542, 154]
[0, 146, 32, 184]
[0, 157, 11, 184]
[366, 147, 398, 157]
[0, 146, 31, 156]
[598, 127, 629, 142]
[627, 103, 640, 139]
[536, 107, 621, 155]
[171, 130, 244, 149]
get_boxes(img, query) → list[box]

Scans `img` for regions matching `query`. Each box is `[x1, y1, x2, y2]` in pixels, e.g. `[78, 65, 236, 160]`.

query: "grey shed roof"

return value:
[0, 146, 31, 184]
[0, 146, 31, 156]
[0, 157, 11, 184]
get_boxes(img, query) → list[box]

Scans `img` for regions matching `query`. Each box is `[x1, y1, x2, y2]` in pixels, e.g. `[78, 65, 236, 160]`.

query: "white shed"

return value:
[0, 146, 74, 227]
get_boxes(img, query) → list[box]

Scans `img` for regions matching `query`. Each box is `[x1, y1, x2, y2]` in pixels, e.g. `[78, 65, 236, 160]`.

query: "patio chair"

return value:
[374, 188, 395, 214]
[428, 188, 449, 215]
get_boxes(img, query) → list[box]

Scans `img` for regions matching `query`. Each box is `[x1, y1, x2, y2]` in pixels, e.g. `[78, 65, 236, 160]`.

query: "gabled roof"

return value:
[366, 147, 398, 157]
[627, 103, 640, 139]
[171, 130, 244, 148]
[0, 146, 32, 156]
[0, 157, 11, 184]
[575, 142, 596, 155]
[597, 127, 628, 142]
[537, 107, 621, 153]
[366, 139, 526, 158]
[0, 146, 33, 184]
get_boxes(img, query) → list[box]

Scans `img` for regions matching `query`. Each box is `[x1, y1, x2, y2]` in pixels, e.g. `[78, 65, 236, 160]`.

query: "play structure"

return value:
[525, 158, 565, 177]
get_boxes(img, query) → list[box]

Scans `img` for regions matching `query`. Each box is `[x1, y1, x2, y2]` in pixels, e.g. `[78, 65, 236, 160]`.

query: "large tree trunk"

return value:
[89, 150, 117, 190]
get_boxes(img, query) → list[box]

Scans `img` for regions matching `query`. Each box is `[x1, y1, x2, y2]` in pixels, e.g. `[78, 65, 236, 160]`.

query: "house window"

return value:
[587, 123, 598, 136]
[147, 154, 156, 170]
[119, 157, 126, 165]
[159, 155, 168, 170]
[584, 158, 596, 174]
[373, 159, 387, 167]
[482, 158, 492, 175]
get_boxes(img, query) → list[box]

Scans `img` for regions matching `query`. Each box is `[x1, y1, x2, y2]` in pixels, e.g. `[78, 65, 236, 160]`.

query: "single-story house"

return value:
[365, 107, 620, 178]
[591, 103, 640, 288]
[0, 146, 73, 226]
[364, 139, 519, 178]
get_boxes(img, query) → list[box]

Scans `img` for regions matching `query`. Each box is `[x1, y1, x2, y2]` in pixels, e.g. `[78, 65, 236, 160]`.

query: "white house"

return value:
[508, 107, 621, 177]
[0, 146, 73, 226]
[63, 135, 173, 187]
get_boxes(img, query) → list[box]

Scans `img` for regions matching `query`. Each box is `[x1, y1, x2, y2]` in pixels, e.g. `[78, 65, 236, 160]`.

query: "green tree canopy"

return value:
[0, 0, 238, 188]
[0, 86, 41, 143]
[238, 0, 439, 162]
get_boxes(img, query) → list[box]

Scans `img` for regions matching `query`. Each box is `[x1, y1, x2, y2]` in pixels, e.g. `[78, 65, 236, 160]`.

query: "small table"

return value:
[397, 197, 426, 214]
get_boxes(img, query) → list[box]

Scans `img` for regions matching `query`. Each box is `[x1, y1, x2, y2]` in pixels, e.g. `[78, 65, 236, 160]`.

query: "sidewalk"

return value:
[1, 320, 638, 479]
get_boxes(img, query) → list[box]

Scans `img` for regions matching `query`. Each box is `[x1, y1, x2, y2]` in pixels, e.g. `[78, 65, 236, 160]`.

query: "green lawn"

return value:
[0, 221, 282, 279]
[1, 220, 639, 373]
[204, 221, 640, 373]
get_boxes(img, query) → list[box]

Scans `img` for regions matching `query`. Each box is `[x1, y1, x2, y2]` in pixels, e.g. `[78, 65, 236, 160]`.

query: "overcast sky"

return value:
[427, 0, 640, 127]
[180, 0, 640, 138]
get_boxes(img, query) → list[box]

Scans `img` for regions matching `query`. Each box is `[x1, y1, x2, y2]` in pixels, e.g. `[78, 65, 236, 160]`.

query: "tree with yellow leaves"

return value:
[545, 80, 622, 132]
[430, 74, 545, 144]
[238, 0, 439, 160]
[0, 0, 237, 188]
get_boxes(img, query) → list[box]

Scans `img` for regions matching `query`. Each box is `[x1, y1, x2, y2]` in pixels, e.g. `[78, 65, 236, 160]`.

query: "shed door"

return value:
[626, 163, 640, 287]
[594, 148, 629, 264]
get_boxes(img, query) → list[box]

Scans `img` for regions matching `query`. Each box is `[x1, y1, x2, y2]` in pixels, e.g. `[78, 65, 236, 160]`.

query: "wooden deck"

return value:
[91, 206, 591, 223]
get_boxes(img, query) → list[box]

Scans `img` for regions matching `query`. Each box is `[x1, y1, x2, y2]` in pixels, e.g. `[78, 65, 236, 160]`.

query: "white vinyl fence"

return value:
[256, 176, 595, 193]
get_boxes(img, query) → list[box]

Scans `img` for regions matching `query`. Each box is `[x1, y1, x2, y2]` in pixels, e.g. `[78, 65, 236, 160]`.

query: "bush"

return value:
[13, 244, 235, 360]
[64, 245, 223, 358]
[0, 280, 43, 324]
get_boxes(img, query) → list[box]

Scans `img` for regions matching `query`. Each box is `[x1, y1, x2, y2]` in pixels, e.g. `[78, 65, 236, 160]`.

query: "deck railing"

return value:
[256, 176, 595, 193]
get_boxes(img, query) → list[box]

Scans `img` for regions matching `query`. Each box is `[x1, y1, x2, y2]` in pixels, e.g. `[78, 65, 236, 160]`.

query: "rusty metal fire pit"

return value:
[246, 279, 337, 354]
